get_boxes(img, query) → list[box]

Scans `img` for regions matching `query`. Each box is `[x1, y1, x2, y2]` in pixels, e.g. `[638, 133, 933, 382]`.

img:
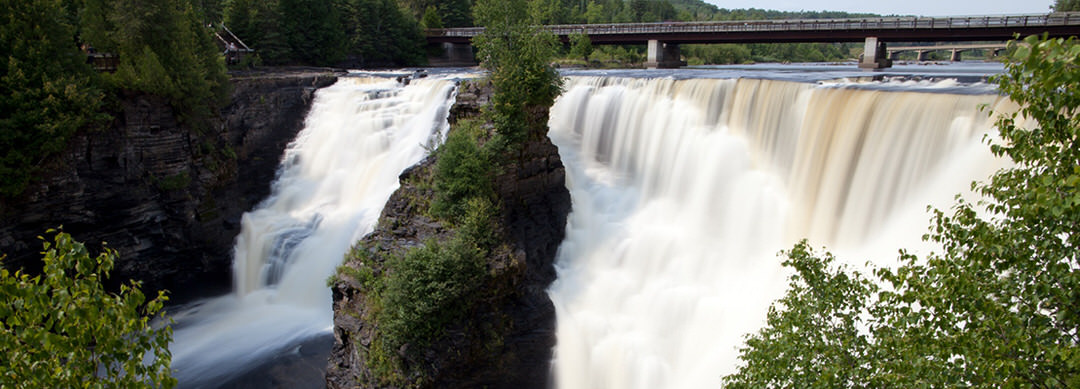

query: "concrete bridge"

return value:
[887, 43, 1006, 61]
[426, 12, 1080, 69]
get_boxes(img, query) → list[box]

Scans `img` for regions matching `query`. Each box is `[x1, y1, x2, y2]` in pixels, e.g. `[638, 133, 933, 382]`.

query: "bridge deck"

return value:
[428, 13, 1080, 45]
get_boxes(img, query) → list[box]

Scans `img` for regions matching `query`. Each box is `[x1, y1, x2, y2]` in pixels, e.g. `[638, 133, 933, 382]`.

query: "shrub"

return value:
[0, 230, 175, 388]
[430, 120, 495, 221]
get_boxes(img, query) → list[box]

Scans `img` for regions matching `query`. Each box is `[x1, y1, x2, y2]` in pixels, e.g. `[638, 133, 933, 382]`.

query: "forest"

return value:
[0, 0, 894, 199]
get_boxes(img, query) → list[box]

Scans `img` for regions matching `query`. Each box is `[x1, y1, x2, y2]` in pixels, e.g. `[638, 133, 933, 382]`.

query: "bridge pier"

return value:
[427, 42, 476, 67]
[950, 48, 962, 61]
[916, 50, 930, 61]
[859, 37, 892, 69]
[645, 40, 685, 69]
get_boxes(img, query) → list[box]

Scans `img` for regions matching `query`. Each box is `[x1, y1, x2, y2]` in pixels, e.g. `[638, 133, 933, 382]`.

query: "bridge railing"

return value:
[427, 12, 1079, 38]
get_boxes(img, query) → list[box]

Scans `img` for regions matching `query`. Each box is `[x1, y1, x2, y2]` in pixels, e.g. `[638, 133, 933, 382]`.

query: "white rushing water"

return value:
[546, 76, 1017, 389]
[169, 76, 456, 386]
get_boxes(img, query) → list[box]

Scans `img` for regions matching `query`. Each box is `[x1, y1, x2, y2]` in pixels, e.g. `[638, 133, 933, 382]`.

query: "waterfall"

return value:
[169, 75, 457, 386]
[546, 76, 1017, 389]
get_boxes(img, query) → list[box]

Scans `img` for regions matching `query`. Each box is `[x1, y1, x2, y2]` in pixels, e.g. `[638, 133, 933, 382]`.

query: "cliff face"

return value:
[0, 70, 338, 299]
[326, 81, 571, 388]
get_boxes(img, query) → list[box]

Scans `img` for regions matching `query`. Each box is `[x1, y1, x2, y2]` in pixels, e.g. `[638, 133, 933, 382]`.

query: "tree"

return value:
[1054, 0, 1080, 12]
[279, 0, 347, 65]
[569, 32, 593, 62]
[473, 0, 562, 146]
[81, 0, 228, 127]
[421, 5, 443, 29]
[0, 231, 174, 388]
[341, 0, 426, 67]
[0, 0, 107, 197]
[724, 35, 1080, 388]
[400, 0, 473, 27]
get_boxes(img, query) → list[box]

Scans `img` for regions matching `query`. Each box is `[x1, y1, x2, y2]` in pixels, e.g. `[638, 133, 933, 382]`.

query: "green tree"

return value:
[473, 0, 562, 146]
[0, 0, 107, 197]
[724, 35, 1080, 388]
[279, 0, 347, 65]
[81, 0, 228, 127]
[0, 231, 174, 388]
[400, 0, 473, 27]
[569, 32, 593, 62]
[341, 0, 426, 67]
[724, 242, 877, 388]
[421, 5, 443, 29]
[1054, 0, 1080, 11]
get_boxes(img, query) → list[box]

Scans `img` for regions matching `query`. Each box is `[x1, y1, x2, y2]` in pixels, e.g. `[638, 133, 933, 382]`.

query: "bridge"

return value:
[888, 43, 1006, 61]
[426, 12, 1080, 69]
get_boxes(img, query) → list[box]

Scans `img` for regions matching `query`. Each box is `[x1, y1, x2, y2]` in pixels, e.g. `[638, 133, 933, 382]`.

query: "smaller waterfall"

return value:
[169, 76, 457, 386]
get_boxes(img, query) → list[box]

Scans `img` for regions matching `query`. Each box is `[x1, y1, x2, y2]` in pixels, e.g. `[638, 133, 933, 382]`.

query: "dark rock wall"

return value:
[326, 80, 571, 388]
[0, 71, 338, 300]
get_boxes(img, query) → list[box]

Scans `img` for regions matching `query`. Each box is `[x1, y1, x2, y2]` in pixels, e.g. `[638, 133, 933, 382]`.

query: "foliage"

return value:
[0, 231, 174, 388]
[0, 0, 108, 197]
[380, 228, 487, 353]
[400, 0, 473, 27]
[347, 196, 498, 386]
[683, 44, 752, 65]
[225, 0, 426, 66]
[279, 0, 347, 65]
[421, 5, 443, 29]
[724, 242, 877, 389]
[723, 35, 1080, 388]
[431, 120, 495, 221]
[569, 32, 594, 62]
[340, 0, 427, 67]
[82, 0, 229, 129]
[1054, 0, 1080, 12]
[473, 0, 563, 146]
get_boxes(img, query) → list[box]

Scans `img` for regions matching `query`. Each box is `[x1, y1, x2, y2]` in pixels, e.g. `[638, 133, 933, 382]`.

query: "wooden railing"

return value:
[427, 12, 1080, 38]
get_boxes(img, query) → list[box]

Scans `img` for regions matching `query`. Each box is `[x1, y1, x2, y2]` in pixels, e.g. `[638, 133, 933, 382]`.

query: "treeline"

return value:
[222, 0, 430, 67]
[1, 0, 227, 197]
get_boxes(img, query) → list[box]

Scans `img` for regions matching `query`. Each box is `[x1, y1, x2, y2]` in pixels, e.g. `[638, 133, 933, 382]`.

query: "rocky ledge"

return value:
[0, 68, 339, 300]
[325, 80, 571, 388]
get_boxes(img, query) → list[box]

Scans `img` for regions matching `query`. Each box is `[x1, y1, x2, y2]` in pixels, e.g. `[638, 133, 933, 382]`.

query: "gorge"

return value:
[182, 65, 1015, 387]
[0, 64, 1019, 388]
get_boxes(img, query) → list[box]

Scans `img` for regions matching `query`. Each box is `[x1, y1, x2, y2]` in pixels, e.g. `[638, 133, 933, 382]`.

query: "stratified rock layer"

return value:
[326, 80, 571, 388]
[0, 69, 338, 300]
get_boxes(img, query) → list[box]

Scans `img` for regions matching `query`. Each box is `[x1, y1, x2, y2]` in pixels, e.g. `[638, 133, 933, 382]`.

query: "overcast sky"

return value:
[702, 0, 1056, 17]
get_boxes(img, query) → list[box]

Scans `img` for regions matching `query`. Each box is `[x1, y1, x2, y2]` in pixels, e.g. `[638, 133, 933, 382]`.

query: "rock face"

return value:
[0, 70, 339, 300]
[325, 80, 571, 388]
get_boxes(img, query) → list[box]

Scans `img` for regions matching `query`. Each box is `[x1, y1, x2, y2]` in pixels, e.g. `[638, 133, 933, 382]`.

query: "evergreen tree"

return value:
[81, 0, 228, 127]
[279, 0, 347, 65]
[1054, 0, 1080, 11]
[421, 5, 443, 29]
[341, 0, 426, 67]
[0, 0, 107, 196]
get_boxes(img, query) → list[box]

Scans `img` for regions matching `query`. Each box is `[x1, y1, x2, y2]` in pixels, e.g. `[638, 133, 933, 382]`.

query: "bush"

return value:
[430, 120, 495, 221]
[0, 231, 174, 388]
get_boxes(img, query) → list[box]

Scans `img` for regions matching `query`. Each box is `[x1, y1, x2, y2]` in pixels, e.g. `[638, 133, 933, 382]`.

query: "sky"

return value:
[702, 0, 1056, 17]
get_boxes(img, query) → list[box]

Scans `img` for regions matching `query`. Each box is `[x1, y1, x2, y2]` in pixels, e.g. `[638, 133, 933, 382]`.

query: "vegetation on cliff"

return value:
[724, 35, 1080, 388]
[1, 0, 228, 197]
[0, 0, 108, 197]
[0, 231, 174, 387]
[328, 1, 564, 386]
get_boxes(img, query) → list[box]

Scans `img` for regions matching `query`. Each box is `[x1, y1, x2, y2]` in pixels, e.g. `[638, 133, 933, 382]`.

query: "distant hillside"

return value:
[667, 0, 881, 21]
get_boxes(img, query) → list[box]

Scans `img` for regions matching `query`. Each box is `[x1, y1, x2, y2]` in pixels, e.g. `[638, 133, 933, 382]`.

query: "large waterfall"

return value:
[546, 76, 1015, 389]
[169, 76, 456, 386]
